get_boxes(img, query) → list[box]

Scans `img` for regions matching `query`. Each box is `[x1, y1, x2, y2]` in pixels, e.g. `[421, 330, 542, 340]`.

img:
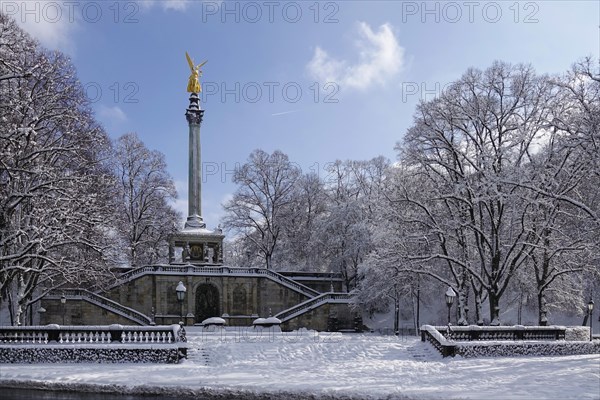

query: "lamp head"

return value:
[176, 281, 187, 301]
[445, 287, 456, 306]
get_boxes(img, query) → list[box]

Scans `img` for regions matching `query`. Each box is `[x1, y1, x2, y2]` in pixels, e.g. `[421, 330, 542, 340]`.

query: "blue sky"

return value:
[6, 0, 599, 227]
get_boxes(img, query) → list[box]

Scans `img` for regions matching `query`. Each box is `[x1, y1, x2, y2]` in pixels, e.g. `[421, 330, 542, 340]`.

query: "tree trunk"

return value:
[457, 288, 469, 326]
[537, 292, 548, 326]
[7, 291, 15, 326]
[489, 290, 500, 326]
[471, 277, 484, 325]
[412, 278, 420, 333]
[393, 293, 399, 335]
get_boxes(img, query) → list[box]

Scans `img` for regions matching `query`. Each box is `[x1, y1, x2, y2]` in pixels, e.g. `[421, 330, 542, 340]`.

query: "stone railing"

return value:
[46, 289, 152, 325]
[0, 324, 184, 345]
[420, 325, 598, 358]
[420, 325, 456, 357]
[438, 325, 567, 341]
[275, 292, 351, 322]
[110, 264, 321, 298]
[0, 324, 187, 363]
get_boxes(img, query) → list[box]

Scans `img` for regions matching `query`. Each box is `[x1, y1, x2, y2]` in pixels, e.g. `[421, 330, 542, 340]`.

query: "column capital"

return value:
[185, 92, 204, 125]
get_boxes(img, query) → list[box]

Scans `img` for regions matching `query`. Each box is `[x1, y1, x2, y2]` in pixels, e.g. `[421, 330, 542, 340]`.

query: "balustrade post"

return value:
[516, 330, 524, 340]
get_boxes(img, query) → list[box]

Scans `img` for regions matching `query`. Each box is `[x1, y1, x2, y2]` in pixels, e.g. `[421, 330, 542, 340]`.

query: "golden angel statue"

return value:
[186, 52, 207, 93]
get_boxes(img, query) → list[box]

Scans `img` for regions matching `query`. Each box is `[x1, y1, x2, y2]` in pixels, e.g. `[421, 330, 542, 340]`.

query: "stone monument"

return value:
[168, 53, 224, 265]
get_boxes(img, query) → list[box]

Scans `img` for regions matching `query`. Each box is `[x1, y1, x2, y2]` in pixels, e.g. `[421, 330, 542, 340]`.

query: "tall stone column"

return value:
[184, 93, 206, 229]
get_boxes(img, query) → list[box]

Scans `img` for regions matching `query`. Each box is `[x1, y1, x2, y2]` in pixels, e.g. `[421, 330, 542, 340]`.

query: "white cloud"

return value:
[307, 22, 404, 91]
[97, 105, 128, 123]
[137, 0, 191, 12]
[171, 189, 231, 229]
[171, 180, 188, 226]
[271, 110, 300, 117]
[220, 193, 234, 206]
[162, 0, 190, 11]
[207, 193, 233, 227]
[12, 10, 78, 54]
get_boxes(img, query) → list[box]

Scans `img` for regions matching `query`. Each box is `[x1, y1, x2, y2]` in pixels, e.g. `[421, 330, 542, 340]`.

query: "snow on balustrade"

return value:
[1, 329, 50, 344]
[0, 325, 181, 347]
[120, 330, 174, 344]
[439, 325, 567, 342]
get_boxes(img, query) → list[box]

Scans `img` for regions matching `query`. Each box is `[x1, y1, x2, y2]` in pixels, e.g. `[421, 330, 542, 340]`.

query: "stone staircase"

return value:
[185, 329, 211, 365]
[407, 341, 440, 361]
[38, 289, 152, 325]
[274, 292, 351, 322]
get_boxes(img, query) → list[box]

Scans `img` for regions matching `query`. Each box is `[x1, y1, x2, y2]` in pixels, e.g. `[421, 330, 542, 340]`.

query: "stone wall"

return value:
[279, 272, 345, 293]
[39, 299, 135, 326]
[256, 278, 309, 317]
[38, 272, 348, 330]
[0, 346, 181, 363]
[105, 275, 155, 319]
[282, 303, 357, 332]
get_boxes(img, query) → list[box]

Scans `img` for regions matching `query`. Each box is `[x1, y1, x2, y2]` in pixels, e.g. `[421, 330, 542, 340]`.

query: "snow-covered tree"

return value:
[318, 157, 389, 290]
[0, 13, 117, 324]
[523, 57, 600, 323]
[372, 60, 600, 326]
[394, 62, 561, 324]
[112, 132, 180, 267]
[222, 150, 301, 270]
[275, 172, 328, 271]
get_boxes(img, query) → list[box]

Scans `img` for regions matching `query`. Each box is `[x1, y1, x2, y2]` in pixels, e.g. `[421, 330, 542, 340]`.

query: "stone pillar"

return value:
[216, 243, 223, 263]
[183, 242, 189, 262]
[168, 240, 174, 264]
[185, 93, 206, 229]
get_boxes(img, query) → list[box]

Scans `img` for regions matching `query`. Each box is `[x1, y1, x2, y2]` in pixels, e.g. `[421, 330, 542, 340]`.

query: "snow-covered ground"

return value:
[0, 327, 598, 399]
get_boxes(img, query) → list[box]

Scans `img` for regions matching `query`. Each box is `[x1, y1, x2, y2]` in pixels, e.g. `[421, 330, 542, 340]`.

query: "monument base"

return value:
[168, 225, 225, 265]
[184, 214, 206, 229]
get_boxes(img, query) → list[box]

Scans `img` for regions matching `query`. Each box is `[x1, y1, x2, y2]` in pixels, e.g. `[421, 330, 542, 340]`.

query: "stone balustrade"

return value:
[0, 324, 183, 345]
[420, 325, 599, 358]
[0, 324, 187, 363]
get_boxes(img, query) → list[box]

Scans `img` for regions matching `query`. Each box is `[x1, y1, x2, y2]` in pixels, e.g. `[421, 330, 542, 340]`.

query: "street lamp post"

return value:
[445, 287, 456, 325]
[176, 281, 187, 325]
[60, 294, 66, 325]
[588, 299, 594, 341]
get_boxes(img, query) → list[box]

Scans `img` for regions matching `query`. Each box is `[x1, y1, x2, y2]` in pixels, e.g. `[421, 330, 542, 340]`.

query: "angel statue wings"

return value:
[186, 52, 208, 93]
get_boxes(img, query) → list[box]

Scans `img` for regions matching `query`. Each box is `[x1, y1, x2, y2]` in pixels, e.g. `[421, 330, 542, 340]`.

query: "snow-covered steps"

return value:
[184, 329, 213, 365]
[183, 328, 439, 367]
[185, 346, 211, 365]
[274, 292, 351, 322]
[407, 341, 440, 361]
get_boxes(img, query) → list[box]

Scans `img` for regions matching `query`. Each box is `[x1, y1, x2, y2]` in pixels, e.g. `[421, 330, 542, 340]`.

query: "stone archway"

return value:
[195, 283, 220, 323]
